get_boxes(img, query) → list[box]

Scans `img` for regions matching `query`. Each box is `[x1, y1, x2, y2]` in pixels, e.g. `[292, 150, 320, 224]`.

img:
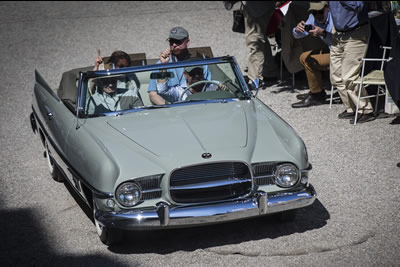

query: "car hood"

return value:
[82, 100, 306, 190]
[107, 102, 248, 158]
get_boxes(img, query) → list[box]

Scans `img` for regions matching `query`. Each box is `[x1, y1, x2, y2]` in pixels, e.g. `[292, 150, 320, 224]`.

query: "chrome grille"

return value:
[170, 162, 251, 203]
[252, 162, 276, 186]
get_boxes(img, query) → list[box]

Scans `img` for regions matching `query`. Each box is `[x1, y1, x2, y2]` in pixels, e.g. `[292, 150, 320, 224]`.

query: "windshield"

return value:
[83, 59, 249, 117]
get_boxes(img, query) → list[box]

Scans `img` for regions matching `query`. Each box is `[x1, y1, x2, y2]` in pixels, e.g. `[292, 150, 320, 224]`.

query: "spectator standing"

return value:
[291, 1, 333, 108]
[243, 1, 278, 87]
[329, 1, 374, 124]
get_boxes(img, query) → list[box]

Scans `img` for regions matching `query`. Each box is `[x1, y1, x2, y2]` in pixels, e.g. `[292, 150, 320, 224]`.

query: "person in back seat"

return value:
[147, 26, 211, 105]
[93, 49, 140, 91]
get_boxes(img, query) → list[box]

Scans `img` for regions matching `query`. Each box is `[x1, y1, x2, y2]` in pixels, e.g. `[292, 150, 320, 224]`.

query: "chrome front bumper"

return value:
[95, 185, 316, 230]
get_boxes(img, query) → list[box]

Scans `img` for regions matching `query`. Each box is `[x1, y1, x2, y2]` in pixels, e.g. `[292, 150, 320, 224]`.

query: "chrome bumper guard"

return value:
[95, 185, 316, 230]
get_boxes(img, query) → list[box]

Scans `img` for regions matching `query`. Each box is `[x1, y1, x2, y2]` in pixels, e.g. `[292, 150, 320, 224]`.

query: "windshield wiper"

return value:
[179, 99, 208, 103]
[85, 113, 106, 118]
[141, 105, 170, 109]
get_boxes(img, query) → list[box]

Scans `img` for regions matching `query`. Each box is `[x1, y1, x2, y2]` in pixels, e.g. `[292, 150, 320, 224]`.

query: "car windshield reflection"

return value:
[83, 61, 247, 117]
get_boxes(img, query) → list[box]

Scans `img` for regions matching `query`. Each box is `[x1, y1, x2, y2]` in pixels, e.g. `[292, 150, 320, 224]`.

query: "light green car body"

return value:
[31, 56, 316, 245]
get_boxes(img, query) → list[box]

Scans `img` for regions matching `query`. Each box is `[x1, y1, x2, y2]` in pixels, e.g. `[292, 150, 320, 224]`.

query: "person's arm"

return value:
[147, 52, 171, 104]
[93, 48, 104, 71]
[203, 65, 212, 81]
[308, 25, 325, 38]
[149, 91, 166, 105]
[160, 48, 171, 64]
[339, 1, 364, 12]
[292, 14, 313, 39]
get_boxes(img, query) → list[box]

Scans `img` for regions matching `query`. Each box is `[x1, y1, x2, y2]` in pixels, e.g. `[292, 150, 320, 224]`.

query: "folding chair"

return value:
[329, 86, 340, 108]
[352, 46, 392, 125]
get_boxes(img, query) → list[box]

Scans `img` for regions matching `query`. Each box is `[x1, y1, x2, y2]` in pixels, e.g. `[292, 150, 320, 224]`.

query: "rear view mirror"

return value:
[150, 72, 175, 80]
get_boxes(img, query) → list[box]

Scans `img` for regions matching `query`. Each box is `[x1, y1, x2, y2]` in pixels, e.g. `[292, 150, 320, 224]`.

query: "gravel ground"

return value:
[0, 1, 399, 266]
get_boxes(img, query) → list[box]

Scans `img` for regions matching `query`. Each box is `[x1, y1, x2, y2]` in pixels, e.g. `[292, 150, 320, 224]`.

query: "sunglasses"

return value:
[103, 82, 116, 88]
[311, 9, 325, 16]
[168, 38, 187, 46]
[188, 69, 203, 77]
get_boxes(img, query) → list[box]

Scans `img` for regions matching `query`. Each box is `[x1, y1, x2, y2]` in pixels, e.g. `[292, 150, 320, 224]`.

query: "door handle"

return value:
[47, 112, 54, 120]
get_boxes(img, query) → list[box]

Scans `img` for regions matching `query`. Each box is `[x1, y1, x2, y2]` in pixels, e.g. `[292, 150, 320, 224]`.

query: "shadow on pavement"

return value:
[0, 208, 130, 266]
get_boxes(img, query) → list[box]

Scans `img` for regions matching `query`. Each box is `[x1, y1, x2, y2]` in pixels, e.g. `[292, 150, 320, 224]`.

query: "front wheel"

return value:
[94, 207, 122, 245]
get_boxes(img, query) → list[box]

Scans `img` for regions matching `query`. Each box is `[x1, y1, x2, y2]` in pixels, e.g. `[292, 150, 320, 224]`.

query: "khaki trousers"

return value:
[244, 7, 277, 81]
[299, 49, 330, 94]
[330, 24, 373, 114]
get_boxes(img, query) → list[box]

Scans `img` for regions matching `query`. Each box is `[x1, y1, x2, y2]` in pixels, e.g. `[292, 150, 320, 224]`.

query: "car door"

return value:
[33, 70, 76, 160]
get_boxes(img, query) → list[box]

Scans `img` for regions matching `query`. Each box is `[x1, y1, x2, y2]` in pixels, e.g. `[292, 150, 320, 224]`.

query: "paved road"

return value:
[0, 1, 399, 266]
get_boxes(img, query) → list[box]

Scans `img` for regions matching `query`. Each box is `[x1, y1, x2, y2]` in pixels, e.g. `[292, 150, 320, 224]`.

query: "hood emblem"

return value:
[202, 153, 212, 159]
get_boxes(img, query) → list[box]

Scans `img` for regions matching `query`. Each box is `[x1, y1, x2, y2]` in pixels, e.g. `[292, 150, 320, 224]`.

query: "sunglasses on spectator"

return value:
[311, 9, 325, 16]
[167, 38, 187, 46]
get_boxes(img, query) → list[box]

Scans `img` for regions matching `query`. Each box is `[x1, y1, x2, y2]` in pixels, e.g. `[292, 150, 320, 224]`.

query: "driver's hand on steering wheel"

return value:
[218, 83, 228, 91]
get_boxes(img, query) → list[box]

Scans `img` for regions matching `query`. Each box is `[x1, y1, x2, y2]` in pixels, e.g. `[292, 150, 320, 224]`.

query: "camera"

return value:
[304, 24, 313, 32]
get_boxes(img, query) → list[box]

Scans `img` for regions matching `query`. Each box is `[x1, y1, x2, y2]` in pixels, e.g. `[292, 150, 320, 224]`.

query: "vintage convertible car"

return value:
[30, 52, 316, 245]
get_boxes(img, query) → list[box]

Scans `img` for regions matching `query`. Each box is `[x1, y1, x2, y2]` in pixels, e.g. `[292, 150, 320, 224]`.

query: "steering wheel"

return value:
[178, 80, 221, 101]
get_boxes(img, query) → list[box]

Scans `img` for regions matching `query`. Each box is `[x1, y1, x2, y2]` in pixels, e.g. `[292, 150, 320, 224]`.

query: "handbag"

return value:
[232, 4, 245, 33]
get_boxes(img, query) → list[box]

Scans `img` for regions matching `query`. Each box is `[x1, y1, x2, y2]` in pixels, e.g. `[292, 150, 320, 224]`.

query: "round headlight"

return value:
[116, 182, 142, 207]
[275, 164, 299, 188]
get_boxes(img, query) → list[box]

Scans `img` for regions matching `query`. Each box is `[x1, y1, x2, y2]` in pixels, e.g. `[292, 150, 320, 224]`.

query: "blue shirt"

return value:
[156, 80, 218, 103]
[147, 55, 211, 92]
[292, 12, 334, 47]
[329, 1, 369, 32]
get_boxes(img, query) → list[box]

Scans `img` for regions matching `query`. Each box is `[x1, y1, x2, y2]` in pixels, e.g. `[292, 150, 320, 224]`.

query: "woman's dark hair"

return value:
[107, 50, 131, 66]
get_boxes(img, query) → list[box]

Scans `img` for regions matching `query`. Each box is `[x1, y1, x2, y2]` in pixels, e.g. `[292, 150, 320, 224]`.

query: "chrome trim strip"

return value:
[142, 188, 162, 194]
[255, 174, 274, 179]
[170, 178, 251, 190]
[95, 185, 316, 230]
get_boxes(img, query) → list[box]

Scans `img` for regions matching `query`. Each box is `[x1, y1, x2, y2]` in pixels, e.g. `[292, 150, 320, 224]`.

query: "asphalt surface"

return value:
[0, 1, 399, 266]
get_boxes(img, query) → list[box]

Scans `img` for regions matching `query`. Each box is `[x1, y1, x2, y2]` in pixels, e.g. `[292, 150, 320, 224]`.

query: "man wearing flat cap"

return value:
[291, 1, 333, 108]
[148, 26, 211, 105]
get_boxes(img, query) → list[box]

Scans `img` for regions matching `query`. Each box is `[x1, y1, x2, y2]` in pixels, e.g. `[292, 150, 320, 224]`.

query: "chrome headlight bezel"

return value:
[275, 163, 299, 188]
[115, 182, 142, 207]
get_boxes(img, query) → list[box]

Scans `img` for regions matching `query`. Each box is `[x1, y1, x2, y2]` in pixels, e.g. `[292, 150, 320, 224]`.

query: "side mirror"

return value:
[251, 78, 260, 90]
[249, 78, 260, 97]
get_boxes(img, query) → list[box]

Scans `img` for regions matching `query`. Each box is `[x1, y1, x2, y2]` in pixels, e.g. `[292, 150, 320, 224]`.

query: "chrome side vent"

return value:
[136, 175, 162, 200]
[252, 162, 276, 186]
